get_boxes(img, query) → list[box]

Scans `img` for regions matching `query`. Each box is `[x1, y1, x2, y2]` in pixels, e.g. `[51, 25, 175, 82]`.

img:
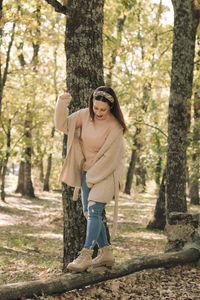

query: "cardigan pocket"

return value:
[88, 173, 115, 203]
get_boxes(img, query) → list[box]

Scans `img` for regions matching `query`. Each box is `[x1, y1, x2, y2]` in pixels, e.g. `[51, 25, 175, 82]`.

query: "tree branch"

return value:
[0, 247, 199, 300]
[134, 121, 168, 138]
[44, 0, 69, 15]
[2, 22, 15, 89]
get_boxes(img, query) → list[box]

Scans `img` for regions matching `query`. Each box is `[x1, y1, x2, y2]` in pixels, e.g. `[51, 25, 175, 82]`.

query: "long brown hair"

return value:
[88, 86, 127, 134]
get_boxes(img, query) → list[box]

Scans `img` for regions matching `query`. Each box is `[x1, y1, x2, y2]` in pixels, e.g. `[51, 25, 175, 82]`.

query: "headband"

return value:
[93, 90, 114, 103]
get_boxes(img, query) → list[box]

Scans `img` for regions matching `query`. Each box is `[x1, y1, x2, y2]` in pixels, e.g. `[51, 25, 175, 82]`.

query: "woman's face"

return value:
[93, 100, 111, 120]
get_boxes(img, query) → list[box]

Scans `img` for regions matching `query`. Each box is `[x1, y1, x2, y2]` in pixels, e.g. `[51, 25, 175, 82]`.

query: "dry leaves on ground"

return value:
[1, 176, 200, 299]
[34, 264, 200, 300]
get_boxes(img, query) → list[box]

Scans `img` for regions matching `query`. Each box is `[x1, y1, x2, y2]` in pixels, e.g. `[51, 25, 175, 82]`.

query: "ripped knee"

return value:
[88, 201, 96, 207]
[84, 212, 88, 219]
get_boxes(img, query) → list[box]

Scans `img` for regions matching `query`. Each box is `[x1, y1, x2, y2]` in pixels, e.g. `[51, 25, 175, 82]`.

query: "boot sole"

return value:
[93, 261, 115, 267]
[67, 265, 93, 273]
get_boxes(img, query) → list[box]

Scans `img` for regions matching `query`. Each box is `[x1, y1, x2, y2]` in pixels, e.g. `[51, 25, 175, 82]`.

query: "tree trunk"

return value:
[0, 119, 11, 201]
[189, 166, 199, 205]
[124, 127, 141, 194]
[0, 247, 199, 300]
[189, 89, 200, 205]
[1, 163, 7, 202]
[135, 156, 146, 192]
[62, 0, 105, 270]
[15, 161, 25, 194]
[155, 157, 162, 186]
[189, 153, 199, 205]
[43, 44, 60, 192]
[147, 170, 166, 230]
[153, 132, 162, 187]
[21, 4, 41, 198]
[43, 154, 51, 191]
[39, 158, 44, 183]
[22, 107, 35, 198]
[105, 16, 126, 86]
[23, 150, 35, 197]
[0, 11, 15, 200]
[0, 6, 15, 115]
[166, 1, 200, 214]
[124, 0, 162, 194]
[43, 127, 55, 191]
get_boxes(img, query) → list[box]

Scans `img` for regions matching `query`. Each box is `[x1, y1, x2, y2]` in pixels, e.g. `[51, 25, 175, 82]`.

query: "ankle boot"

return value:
[67, 248, 93, 272]
[92, 245, 115, 267]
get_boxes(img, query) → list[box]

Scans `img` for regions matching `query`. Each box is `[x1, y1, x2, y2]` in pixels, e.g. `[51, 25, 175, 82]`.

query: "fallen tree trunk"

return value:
[0, 247, 200, 300]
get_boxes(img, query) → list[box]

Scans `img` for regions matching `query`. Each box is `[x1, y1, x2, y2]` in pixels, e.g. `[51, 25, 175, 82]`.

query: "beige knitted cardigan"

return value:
[54, 97, 125, 239]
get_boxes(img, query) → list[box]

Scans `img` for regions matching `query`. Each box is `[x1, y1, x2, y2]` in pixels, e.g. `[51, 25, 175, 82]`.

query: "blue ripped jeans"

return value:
[81, 171, 110, 249]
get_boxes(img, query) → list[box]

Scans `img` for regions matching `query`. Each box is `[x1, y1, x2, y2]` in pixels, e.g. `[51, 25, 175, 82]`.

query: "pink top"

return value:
[76, 108, 119, 171]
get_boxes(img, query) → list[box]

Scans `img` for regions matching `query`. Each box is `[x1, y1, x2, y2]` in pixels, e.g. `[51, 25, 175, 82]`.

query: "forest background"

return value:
[0, 0, 177, 200]
[0, 0, 200, 298]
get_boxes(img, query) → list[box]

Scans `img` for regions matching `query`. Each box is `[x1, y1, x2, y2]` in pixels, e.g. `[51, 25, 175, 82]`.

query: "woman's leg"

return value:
[81, 172, 109, 248]
[67, 176, 110, 272]
[96, 219, 110, 248]
[81, 171, 90, 218]
[84, 201, 109, 249]
[84, 201, 115, 268]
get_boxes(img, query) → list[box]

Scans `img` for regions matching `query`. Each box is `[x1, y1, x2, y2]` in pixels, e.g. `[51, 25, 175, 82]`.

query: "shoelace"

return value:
[73, 251, 90, 263]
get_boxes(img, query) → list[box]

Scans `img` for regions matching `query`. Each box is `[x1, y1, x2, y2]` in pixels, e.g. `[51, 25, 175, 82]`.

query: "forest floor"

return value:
[1, 174, 200, 299]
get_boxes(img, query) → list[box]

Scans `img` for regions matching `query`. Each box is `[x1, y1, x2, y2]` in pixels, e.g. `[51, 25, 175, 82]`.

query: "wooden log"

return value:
[0, 247, 199, 300]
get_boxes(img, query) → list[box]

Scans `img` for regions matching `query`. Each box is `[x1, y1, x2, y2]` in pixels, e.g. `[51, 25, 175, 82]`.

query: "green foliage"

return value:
[0, 0, 66, 188]
[1, 0, 197, 192]
[104, 0, 172, 181]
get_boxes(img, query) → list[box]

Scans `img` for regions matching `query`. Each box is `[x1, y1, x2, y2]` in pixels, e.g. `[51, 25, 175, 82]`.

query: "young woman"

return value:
[54, 86, 127, 272]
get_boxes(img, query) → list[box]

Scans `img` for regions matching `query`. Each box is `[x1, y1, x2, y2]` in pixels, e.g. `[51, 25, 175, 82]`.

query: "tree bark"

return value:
[0, 16, 15, 201]
[153, 132, 162, 188]
[189, 89, 200, 205]
[20, 3, 41, 198]
[43, 127, 55, 191]
[43, 45, 58, 191]
[147, 170, 166, 230]
[22, 106, 35, 198]
[135, 156, 146, 191]
[105, 15, 126, 86]
[15, 161, 25, 194]
[155, 157, 162, 186]
[166, 1, 200, 214]
[0, 247, 199, 300]
[39, 159, 44, 183]
[124, 127, 141, 194]
[62, 0, 105, 270]
[43, 154, 51, 191]
[0, 15, 15, 115]
[0, 119, 11, 201]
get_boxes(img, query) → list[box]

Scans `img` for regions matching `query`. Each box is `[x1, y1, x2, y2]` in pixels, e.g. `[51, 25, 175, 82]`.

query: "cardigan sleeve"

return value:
[86, 136, 125, 187]
[54, 96, 70, 135]
[54, 96, 82, 135]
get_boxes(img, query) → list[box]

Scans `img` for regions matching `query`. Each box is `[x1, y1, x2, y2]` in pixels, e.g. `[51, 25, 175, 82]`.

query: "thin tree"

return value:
[124, 0, 166, 194]
[15, 2, 42, 197]
[43, 44, 58, 191]
[0, 2, 16, 200]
